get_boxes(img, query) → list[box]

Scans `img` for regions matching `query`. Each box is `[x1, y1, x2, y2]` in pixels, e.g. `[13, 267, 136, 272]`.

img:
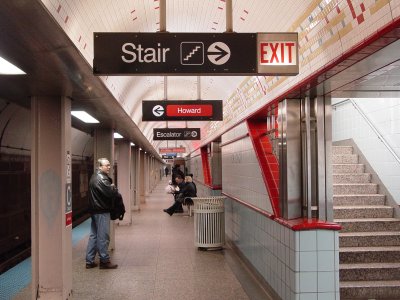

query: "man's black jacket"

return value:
[88, 169, 118, 214]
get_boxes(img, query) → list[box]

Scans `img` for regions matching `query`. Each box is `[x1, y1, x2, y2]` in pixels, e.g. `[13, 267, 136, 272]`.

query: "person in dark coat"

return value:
[85, 158, 119, 269]
[164, 167, 169, 177]
[171, 164, 184, 184]
[171, 165, 185, 212]
[163, 175, 197, 216]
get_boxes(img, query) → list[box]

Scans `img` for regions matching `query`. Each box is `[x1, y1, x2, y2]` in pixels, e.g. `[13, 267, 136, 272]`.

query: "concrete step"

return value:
[332, 154, 358, 164]
[340, 246, 400, 263]
[333, 164, 364, 174]
[340, 280, 400, 299]
[334, 206, 393, 219]
[340, 231, 400, 247]
[333, 173, 371, 184]
[340, 263, 400, 281]
[333, 146, 353, 155]
[333, 194, 385, 206]
[333, 183, 378, 195]
[335, 218, 400, 232]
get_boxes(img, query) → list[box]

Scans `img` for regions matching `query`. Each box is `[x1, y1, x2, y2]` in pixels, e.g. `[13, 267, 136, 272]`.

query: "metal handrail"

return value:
[332, 98, 400, 165]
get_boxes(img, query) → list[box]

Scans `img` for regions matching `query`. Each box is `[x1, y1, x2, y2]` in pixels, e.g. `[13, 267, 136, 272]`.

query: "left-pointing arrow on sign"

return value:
[152, 105, 165, 117]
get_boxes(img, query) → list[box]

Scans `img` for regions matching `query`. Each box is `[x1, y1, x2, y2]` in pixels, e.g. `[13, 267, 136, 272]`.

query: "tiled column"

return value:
[131, 147, 140, 211]
[117, 140, 131, 225]
[144, 153, 150, 195]
[139, 150, 145, 204]
[93, 128, 116, 250]
[31, 96, 72, 299]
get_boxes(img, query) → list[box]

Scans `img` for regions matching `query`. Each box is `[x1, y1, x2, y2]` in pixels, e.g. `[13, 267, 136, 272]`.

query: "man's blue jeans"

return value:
[85, 213, 111, 263]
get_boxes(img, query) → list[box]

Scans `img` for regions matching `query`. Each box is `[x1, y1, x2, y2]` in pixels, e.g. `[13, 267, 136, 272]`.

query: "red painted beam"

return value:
[246, 119, 280, 217]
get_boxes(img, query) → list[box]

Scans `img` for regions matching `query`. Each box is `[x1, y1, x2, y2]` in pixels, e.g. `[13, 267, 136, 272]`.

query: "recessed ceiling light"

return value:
[114, 132, 123, 139]
[71, 111, 99, 123]
[0, 56, 25, 75]
[130, 142, 135, 146]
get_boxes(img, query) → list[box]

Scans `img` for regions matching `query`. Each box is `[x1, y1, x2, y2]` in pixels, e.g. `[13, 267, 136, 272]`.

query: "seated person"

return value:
[163, 175, 197, 216]
[188, 173, 197, 196]
[183, 175, 196, 206]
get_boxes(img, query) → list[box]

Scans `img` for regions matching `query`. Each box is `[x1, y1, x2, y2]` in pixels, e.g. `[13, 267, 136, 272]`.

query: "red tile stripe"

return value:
[201, 146, 212, 186]
[246, 119, 281, 217]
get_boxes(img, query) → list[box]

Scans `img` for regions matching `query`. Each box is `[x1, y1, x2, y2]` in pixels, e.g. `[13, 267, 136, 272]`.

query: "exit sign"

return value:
[257, 33, 298, 75]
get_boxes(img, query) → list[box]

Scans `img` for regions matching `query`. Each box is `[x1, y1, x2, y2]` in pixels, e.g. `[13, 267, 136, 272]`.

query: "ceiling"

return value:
[1, 0, 400, 157]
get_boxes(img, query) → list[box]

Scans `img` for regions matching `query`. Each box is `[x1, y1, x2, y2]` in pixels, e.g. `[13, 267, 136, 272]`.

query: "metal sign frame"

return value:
[94, 32, 257, 75]
[93, 32, 298, 76]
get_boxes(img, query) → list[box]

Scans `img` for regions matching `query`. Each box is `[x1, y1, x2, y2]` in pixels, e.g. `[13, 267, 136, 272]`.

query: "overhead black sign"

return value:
[154, 128, 201, 140]
[142, 100, 223, 121]
[162, 154, 176, 159]
[93, 33, 257, 75]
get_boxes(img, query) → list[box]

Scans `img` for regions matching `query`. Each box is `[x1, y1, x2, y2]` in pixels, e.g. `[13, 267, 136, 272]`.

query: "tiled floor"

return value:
[13, 177, 273, 300]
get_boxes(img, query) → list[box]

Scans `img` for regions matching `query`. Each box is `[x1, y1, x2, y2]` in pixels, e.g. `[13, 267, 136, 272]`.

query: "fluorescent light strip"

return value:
[114, 132, 123, 139]
[0, 56, 26, 75]
[71, 111, 99, 123]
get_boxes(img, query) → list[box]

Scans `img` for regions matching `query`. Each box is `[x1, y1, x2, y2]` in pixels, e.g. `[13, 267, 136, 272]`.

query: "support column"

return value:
[144, 153, 150, 195]
[139, 150, 145, 204]
[278, 99, 302, 219]
[211, 142, 222, 187]
[31, 96, 72, 300]
[93, 128, 116, 249]
[300, 96, 333, 221]
[117, 141, 132, 225]
[131, 147, 140, 211]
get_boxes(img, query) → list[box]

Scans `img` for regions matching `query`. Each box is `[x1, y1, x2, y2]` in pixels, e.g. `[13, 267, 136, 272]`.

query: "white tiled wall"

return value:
[225, 198, 340, 300]
[223, 123, 340, 299]
[221, 123, 273, 213]
[187, 154, 204, 185]
[333, 98, 400, 203]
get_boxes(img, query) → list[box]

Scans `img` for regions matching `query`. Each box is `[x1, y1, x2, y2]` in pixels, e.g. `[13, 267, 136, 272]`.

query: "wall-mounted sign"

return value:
[162, 155, 176, 159]
[93, 32, 298, 76]
[153, 128, 201, 140]
[165, 153, 177, 157]
[143, 100, 222, 121]
[160, 147, 186, 153]
[257, 33, 298, 75]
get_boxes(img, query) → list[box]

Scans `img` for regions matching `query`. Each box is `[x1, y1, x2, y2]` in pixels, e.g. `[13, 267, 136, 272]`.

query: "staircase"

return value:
[333, 146, 400, 299]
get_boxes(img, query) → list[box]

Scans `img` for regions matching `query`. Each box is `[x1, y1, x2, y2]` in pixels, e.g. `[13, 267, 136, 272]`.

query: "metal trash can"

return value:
[193, 196, 225, 249]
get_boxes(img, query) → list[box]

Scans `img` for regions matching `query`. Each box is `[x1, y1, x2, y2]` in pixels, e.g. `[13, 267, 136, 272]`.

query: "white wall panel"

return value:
[333, 98, 400, 203]
[221, 123, 273, 213]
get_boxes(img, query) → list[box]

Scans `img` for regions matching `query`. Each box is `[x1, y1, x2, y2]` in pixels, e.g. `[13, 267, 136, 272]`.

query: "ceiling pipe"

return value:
[159, 0, 166, 32]
[197, 76, 201, 100]
[226, 0, 233, 33]
[164, 76, 168, 128]
[160, 0, 168, 129]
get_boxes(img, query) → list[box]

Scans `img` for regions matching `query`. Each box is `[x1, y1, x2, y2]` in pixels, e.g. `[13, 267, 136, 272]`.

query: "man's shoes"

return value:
[99, 261, 118, 269]
[85, 262, 98, 269]
[163, 209, 173, 216]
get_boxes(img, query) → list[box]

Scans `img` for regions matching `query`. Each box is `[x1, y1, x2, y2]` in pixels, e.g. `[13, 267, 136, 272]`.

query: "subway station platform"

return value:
[9, 177, 273, 300]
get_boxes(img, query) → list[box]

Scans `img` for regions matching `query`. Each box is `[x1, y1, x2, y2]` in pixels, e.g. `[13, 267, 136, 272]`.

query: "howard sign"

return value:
[142, 100, 223, 121]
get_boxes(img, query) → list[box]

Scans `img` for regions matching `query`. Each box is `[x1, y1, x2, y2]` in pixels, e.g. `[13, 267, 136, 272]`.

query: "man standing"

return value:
[85, 158, 118, 269]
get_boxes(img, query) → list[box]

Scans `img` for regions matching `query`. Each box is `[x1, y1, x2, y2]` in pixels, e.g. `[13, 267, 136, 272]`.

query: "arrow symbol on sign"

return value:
[207, 45, 229, 62]
[152, 105, 165, 117]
